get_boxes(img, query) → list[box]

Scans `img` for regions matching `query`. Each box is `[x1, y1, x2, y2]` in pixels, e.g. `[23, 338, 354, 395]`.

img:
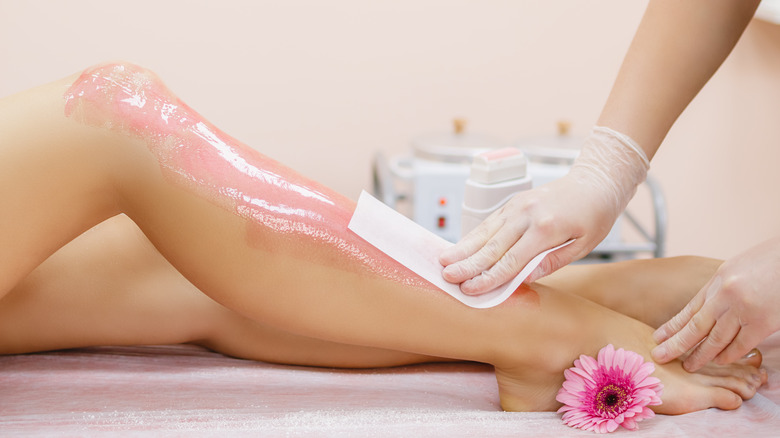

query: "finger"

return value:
[695, 349, 761, 375]
[440, 220, 511, 286]
[524, 239, 589, 283]
[459, 229, 569, 294]
[442, 212, 526, 288]
[458, 223, 553, 293]
[714, 329, 766, 366]
[683, 313, 741, 372]
[442, 234, 519, 287]
[652, 296, 703, 345]
[653, 277, 716, 344]
[439, 214, 504, 266]
[651, 309, 716, 364]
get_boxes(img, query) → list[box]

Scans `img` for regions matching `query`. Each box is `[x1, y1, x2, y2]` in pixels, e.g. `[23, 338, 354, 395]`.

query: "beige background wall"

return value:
[2, 0, 778, 260]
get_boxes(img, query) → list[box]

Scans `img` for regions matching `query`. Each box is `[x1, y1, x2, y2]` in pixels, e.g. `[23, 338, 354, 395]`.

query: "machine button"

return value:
[439, 197, 447, 206]
[437, 216, 446, 229]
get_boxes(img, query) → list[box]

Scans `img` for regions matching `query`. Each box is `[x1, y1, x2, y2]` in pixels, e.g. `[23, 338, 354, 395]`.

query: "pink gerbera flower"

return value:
[556, 344, 663, 433]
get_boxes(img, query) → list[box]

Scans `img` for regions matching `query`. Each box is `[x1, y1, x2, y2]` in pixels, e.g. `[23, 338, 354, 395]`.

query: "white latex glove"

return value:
[652, 237, 780, 371]
[439, 126, 650, 295]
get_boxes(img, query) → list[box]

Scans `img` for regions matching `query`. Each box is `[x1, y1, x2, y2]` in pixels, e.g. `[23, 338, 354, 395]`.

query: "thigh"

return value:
[0, 214, 212, 353]
[0, 77, 124, 298]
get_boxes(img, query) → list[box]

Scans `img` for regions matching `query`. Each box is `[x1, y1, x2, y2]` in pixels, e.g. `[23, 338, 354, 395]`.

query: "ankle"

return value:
[493, 289, 596, 370]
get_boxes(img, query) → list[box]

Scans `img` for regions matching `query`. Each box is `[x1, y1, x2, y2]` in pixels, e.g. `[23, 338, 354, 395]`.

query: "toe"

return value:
[701, 373, 758, 401]
[697, 361, 757, 381]
[711, 387, 743, 411]
[655, 382, 743, 414]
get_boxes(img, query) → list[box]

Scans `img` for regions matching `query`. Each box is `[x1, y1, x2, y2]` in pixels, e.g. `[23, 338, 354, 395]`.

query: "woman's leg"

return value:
[1, 215, 766, 418]
[0, 214, 445, 368]
[0, 214, 731, 369]
[0, 78, 122, 297]
[0, 213, 763, 410]
[0, 214, 741, 365]
[0, 62, 763, 412]
[0, 212, 715, 362]
[539, 256, 723, 328]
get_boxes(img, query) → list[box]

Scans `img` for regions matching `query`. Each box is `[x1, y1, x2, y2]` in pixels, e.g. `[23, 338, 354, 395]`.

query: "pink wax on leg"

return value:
[63, 62, 429, 288]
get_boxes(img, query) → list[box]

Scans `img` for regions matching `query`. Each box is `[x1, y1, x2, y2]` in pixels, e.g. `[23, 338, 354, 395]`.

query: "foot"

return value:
[493, 285, 766, 413]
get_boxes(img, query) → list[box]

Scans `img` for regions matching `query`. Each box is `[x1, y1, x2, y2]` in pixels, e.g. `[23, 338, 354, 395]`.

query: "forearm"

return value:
[597, 0, 759, 158]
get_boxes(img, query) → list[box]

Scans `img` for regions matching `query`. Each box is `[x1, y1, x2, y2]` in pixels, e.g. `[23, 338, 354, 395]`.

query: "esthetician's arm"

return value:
[439, 0, 761, 295]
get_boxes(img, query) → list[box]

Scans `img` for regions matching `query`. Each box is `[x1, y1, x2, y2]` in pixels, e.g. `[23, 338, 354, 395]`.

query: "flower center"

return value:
[596, 384, 628, 415]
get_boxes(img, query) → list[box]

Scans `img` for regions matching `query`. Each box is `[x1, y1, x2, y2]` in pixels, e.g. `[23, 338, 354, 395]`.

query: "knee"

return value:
[77, 61, 160, 90]
[65, 61, 166, 130]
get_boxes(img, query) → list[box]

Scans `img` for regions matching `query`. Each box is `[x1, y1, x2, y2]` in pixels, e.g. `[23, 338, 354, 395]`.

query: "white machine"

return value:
[460, 147, 533, 236]
[372, 121, 666, 261]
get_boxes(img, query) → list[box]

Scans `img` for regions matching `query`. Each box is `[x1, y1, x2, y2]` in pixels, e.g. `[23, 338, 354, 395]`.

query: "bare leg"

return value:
[0, 215, 714, 363]
[0, 214, 764, 412]
[0, 78, 122, 296]
[0, 63, 764, 412]
[0, 214, 443, 368]
[539, 256, 723, 328]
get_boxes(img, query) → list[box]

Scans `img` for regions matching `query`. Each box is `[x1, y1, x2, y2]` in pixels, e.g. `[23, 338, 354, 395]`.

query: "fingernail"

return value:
[651, 345, 665, 362]
[683, 360, 700, 373]
[441, 265, 462, 281]
[460, 280, 478, 296]
[525, 266, 544, 283]
[743, 349, 759, 359]
[652, 329, 664, 343]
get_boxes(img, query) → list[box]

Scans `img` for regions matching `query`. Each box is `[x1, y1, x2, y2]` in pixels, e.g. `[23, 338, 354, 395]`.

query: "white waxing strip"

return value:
[348, 191, 573, 308]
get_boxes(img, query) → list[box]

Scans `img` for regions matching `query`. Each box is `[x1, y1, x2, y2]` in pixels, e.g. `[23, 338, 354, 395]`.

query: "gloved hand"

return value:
[439, 126, 650, 295]
[652, 237, 780, 371]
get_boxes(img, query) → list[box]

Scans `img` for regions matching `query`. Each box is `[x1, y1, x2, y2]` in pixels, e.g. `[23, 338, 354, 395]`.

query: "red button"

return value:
[439, 197, 447, 206]
[438, 216, 446, 228]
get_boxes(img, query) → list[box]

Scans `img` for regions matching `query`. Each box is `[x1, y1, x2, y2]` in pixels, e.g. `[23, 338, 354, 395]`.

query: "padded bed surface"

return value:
[2, 334, 780, 436]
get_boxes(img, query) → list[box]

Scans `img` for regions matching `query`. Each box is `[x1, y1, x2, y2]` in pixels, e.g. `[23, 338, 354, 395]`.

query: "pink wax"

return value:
[478, 147, 523, 162]
[64, 63, 430, 288]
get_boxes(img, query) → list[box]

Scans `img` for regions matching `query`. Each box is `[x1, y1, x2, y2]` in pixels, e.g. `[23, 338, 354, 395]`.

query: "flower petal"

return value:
[580, 355, 599, 375]
[632, 362, 656, 382]
[569, 367, 595, 384]
[613, 347, 626, 371]
[622, 417, 638, 430]
[598, 344, 615, 367]
[637, 376, 661, 388]
[556, 392, 582, 407]
[624, 351, 644, 375]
